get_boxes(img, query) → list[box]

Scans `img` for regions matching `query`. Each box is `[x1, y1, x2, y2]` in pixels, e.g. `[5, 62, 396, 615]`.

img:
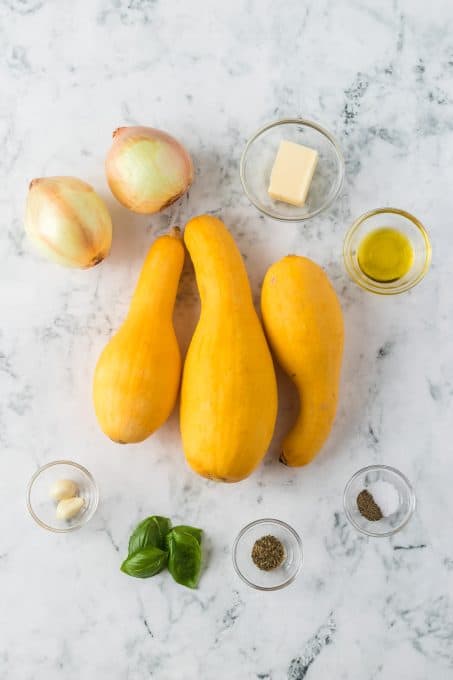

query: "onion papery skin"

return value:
[105, 126, 193, 214]
[25, 176, 113, 269]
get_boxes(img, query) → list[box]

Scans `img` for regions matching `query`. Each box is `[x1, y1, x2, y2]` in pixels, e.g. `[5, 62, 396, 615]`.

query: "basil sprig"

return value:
[166, 527, 203, 589]
[172, 525, 203, 545]
[120, 515, 203, 588]
[128, 516, 171, 555]
[121, 546, 168, 578]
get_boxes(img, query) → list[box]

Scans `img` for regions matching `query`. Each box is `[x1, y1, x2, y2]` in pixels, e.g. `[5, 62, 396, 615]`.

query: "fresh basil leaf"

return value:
[166, 529, 202, 589]
[172, 525, 203, 545]
[121, 547, 168, 578]
[128, 516, 172, 555]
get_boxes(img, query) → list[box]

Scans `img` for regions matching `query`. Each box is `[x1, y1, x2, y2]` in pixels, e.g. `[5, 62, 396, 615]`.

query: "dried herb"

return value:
[251, 534, 285, 571]
[357, 489, 383, 521]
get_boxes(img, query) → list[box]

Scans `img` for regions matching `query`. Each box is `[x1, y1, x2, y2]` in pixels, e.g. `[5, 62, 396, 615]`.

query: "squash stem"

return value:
[169, 226, 182, 239]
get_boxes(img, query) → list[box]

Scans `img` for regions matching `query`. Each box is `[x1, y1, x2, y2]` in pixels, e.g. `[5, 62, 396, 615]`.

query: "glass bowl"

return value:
[343, 465, 415, 537]
[240, 118, 344, 221]
[232, 518, 302, 590]
[27, 460, 99, 532]
[344, 208, 431, 294]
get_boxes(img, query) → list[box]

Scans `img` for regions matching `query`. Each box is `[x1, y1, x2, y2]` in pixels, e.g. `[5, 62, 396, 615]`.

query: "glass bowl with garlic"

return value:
[27, 460, 99, 532]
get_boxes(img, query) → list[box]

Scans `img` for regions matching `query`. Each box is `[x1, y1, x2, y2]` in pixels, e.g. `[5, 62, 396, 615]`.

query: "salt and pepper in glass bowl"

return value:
[343, 465, 415, 537]
[231, 467, 415, 592]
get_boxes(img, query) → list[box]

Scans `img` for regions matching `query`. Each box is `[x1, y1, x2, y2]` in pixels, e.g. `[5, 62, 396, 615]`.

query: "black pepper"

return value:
[251, 534, 285, 571]
[357, 489, 383, 521]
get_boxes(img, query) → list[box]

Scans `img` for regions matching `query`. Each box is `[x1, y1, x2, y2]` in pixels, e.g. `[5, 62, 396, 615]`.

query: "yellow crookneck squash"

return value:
[261, 255, 344, 467]
[180, 215, 278, 482]
[93, 227, 184, 443]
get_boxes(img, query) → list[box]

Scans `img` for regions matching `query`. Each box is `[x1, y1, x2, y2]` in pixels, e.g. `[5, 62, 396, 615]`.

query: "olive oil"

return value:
[357, 228, 414, 283]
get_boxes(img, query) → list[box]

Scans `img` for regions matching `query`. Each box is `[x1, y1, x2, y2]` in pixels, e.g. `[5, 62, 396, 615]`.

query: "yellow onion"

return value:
[105, 126, 193, 214]
[25, 176, 112, 269]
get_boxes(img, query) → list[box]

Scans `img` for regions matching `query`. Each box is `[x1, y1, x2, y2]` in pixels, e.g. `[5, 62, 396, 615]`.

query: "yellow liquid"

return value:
[357, 228, 414, 283]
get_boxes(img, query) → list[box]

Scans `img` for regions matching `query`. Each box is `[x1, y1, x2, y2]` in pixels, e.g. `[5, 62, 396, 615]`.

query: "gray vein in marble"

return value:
[142, 617, 153, 638]
[396, 12, 405, 52]
[98, 0, 157, 26]
[6, 46, 31, 75]
[0, 119, 22, 175]
[214, 590, 245, 643]
[8, 383, 32, 415]
[428, 380, 442, 401]
[1, 0, 42, 14]
[6, 218, 26, 257]
[134, 592, 154, 639]
[287, 613, 335, 680]
[377, 341, 394, 359]
[324, 512, 365, 564]
[121, 102, 141, 127]
[0, 351, 17, 380]
[415, 58, 426, 82]
[343, 74, 369, 135]
[386, 595, 453, 668]
[97, 517, 120, 553]
[367, 423, 379, 445]
[370, 665, 383, 680]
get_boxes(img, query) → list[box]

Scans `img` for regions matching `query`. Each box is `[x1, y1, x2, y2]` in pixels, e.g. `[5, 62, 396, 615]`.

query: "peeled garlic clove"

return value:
[25, 176, 112, 268]
[105, 126, 193, 214]
[56, 496, 85, 521]
[49, 479, 79, 502]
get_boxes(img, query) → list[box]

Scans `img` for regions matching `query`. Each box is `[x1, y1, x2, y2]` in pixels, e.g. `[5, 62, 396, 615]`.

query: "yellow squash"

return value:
[180, 215, 278, 482]
[93, 227, 184, 443]
[261, 256, 344, 466]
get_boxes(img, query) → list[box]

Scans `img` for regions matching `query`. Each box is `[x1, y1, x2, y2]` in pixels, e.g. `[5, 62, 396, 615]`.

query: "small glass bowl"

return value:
[344, 465, 416, 537]
[240, 118, 344, 221]
[27, 460, 99, 532]
[232, 518, 302, 590]
[343, 208, 432, 294]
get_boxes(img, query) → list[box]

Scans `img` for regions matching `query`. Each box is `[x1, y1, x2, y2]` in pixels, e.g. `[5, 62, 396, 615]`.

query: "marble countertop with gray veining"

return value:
[1, 1, 453, 678]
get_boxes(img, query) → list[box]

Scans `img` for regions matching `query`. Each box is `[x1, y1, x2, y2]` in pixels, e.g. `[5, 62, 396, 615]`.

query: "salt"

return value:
[367, 480, 400, 517]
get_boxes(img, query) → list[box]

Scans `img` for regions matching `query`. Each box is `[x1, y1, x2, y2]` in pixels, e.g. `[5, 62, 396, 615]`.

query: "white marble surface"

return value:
[1, 1, 453, 678]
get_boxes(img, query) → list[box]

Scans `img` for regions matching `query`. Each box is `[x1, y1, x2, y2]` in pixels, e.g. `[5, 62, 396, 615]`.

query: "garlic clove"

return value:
[50, 479, 79, 502]
[56, 496, 85, 521]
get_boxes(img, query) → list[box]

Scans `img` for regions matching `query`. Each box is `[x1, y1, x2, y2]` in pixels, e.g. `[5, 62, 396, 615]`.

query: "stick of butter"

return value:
[268, 140, 318, 207]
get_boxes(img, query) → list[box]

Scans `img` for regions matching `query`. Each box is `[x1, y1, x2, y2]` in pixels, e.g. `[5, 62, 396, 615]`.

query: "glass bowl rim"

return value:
[240, 117, 345, 222]
[343, 464, 416, 537]
[27, 459, 99, 533]
[232, 517, 303, 591]
[343, 207, 432, 295]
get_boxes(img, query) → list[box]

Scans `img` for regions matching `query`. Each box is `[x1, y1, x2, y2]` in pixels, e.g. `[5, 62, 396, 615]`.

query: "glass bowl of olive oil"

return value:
[343, 208, 431, 294]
